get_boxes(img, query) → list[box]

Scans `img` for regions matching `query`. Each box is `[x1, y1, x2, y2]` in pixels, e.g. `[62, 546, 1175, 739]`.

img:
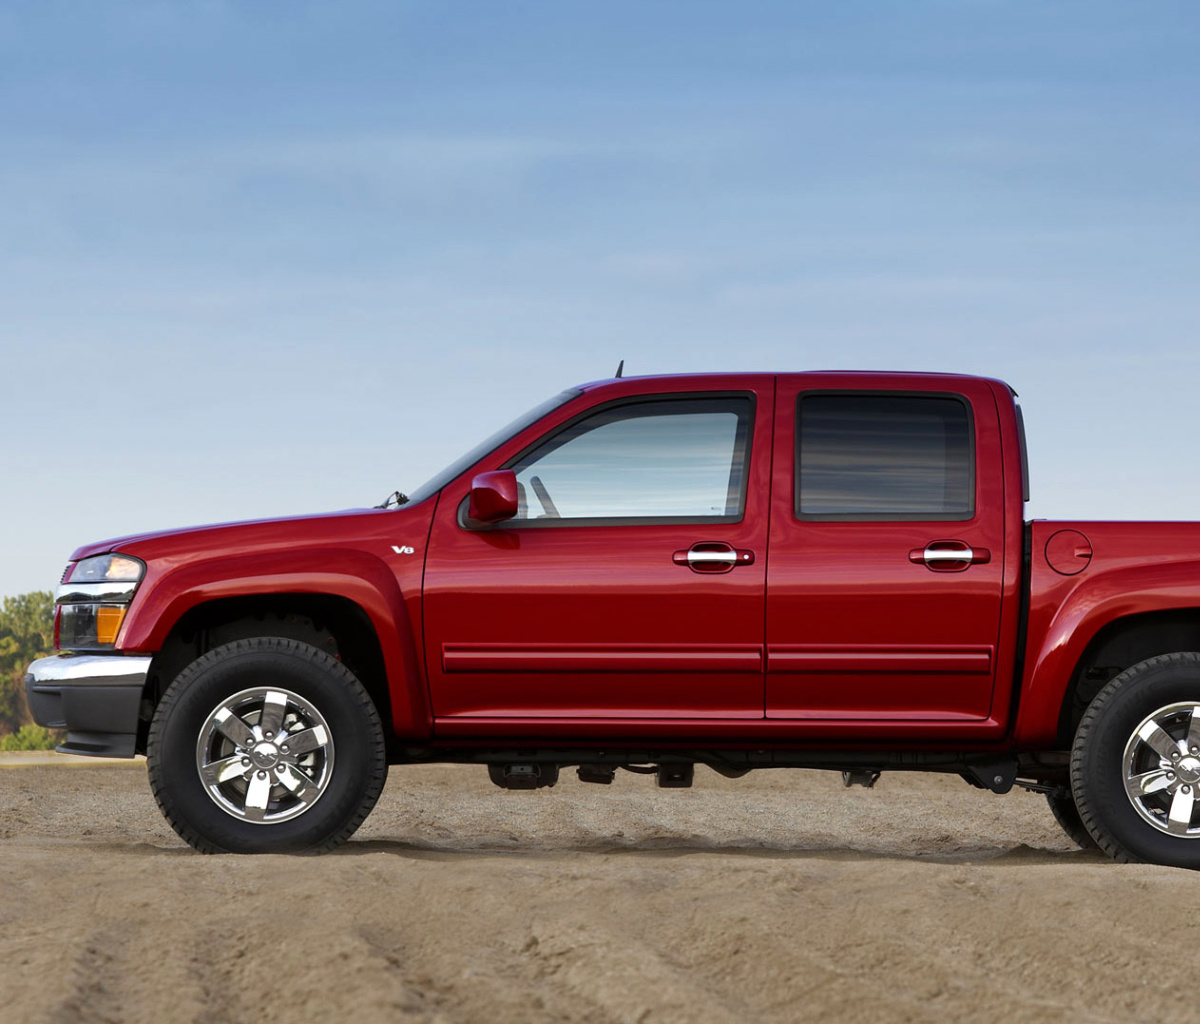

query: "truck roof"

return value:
[573, 369, 1017, 394]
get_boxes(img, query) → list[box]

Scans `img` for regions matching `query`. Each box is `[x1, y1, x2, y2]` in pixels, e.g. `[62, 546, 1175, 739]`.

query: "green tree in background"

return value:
[0, 591, 55, 737]
[0, 724, 58, 751]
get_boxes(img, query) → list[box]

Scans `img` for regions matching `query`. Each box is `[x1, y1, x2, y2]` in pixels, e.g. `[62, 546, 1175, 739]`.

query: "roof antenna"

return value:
[615, 359, 624, 378]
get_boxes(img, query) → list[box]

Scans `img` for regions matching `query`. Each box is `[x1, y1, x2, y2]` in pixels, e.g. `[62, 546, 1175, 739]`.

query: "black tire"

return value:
[148, 638, 387, 854]
[1044, 787, 1099, 851]
[1072, 652, 1200, 867]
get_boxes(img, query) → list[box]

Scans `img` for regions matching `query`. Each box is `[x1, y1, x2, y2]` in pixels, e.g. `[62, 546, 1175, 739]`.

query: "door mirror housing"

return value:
[468, 470, 519, 524]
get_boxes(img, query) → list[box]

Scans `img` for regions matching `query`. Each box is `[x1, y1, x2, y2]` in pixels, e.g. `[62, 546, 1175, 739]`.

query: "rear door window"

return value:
[796, 394, 974, 520]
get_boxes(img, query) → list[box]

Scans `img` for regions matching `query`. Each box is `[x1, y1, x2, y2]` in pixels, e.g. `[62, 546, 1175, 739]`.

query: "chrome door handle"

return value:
[921, 548, 981, 563]
[673, 544, 755, 573]
[909, 543, 991, 571]
[687, 550, 737, 566]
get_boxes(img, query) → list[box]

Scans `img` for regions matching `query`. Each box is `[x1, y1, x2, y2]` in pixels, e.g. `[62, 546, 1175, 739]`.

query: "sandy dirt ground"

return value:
[0, 758, 1194, 1024]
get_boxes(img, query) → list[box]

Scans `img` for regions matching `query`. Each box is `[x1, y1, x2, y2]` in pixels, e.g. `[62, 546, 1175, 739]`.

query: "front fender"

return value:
[116, 547, 430, 739]
[1015, 559, 1200, 746]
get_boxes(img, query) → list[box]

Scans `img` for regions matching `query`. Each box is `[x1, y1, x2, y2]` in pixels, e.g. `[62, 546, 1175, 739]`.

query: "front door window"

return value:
[508, 397, 754, 522]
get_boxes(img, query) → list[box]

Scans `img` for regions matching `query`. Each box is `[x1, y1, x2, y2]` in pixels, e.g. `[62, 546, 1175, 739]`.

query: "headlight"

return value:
[56, 554, 146, 650]
[67, 554, 145, 583]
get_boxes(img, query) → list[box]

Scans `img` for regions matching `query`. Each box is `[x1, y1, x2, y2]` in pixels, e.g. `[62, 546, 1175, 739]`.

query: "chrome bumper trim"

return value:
[27, 653, 153, 687]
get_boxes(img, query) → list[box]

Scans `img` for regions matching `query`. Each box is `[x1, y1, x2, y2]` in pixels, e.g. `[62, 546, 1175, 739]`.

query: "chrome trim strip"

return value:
[56, 581, 138, 605]
[26, 653, 152, 687]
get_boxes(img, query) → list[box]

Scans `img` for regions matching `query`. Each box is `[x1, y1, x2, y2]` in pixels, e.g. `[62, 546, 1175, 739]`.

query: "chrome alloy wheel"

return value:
[195, 686, 335, 824]
[1122, 702, 1200, 838]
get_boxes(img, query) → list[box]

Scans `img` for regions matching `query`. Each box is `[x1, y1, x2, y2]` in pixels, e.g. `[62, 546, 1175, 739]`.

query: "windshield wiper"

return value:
[375, 491, 409, 510]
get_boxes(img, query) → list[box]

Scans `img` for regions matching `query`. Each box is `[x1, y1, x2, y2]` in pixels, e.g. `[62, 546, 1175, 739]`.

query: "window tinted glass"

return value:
[798, 394, 973, 518]
[510, 397, 753, 521]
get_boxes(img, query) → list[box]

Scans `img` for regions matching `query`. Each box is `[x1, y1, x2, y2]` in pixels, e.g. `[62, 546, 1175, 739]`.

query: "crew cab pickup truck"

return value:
[25, 371, 1200, 865]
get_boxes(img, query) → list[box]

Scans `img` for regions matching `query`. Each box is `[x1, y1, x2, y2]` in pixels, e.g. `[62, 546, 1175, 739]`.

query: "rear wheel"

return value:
[148, 637, 387, 854]
[1072, 652, 1200, 867]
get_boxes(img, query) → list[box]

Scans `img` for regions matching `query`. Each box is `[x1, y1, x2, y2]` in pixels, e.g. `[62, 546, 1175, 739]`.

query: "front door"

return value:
[422, 379, 774, 729]
[765, 375, 1008, 727]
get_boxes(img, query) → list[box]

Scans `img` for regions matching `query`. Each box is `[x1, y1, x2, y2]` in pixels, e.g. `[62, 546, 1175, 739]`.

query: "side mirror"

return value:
[468, 470, 519, 524]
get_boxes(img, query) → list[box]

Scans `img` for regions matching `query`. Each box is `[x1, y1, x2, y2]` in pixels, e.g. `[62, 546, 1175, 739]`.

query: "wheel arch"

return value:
[124, 555, 431, 754]
[1015, 559, 1200, 748]
[1053, 609, 1200, 747]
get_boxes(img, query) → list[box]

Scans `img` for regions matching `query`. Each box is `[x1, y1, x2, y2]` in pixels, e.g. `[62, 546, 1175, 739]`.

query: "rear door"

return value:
[765, 375, 1007, 728]
[422, 376, 774, 730]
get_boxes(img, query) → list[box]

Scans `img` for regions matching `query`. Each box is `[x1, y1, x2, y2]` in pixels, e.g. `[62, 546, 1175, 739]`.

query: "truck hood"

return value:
[68, 502, 433, 566]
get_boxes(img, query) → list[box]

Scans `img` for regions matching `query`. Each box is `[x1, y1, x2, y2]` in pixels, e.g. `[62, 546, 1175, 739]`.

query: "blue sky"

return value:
[3, 1, 1200, 596]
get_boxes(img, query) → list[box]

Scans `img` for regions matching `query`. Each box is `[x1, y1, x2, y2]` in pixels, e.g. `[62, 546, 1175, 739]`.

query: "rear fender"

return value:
[1015, 560, 1200, 746]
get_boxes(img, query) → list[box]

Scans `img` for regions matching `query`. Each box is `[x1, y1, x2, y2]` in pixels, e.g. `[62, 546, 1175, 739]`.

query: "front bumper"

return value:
[25, 653, 152, 758]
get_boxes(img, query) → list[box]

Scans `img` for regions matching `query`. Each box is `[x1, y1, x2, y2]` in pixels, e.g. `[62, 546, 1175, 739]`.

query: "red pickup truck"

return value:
[25, 371, 1200, 865]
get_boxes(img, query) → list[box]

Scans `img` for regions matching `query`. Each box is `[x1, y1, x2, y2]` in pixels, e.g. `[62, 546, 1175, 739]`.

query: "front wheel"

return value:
[1072, 652, 1200, 867]
[148, 638, 387, 854]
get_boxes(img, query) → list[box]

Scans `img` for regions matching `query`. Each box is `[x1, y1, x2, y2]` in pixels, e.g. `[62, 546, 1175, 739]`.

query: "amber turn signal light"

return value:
[95, 606, 128, 646]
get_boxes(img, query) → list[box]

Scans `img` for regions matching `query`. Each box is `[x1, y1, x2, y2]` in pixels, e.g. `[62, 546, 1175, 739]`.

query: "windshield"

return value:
[403, 389, 583, 507]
